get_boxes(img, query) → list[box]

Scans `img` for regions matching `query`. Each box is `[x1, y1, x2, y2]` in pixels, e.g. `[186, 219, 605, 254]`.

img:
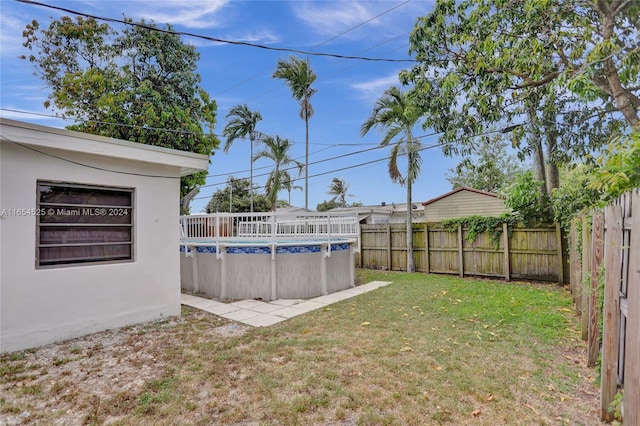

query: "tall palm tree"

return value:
[253, 135, 303, 211]
[361, 86, 422, 273]
[327, 177, 352, 208]
[283, 173, 303, 206]
[222, 104, 262, 212]
[272, 56, 317, 211]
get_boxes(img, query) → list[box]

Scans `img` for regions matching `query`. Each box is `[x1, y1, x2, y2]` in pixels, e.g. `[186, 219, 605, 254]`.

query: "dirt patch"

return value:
[0, 308, 242, 425]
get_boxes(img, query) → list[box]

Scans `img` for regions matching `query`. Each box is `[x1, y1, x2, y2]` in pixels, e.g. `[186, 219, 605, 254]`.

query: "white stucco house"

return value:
[0, 118, 209, 353]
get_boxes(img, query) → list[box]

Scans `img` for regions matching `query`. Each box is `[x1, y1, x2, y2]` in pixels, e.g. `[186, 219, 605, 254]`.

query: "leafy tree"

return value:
[401, 0, 639, 195]
[222, 104, 263, 212]
[446, 136, 523, 193]
[500, 170, 552, 226]
[22, 16, 219, 205]
[316, 199, 339, 212]
[587, 130, 640, 202]
[253, 135, 303, 211]
[272, 56, 317, 210]
[205, 177, 270, 213]
[551, 164, 601, 231]
[327, 178, 353, 208]
[361, 86, 422, 273]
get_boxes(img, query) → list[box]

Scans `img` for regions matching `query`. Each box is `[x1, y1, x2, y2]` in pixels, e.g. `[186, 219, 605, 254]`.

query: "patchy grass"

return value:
[0, 271, 601, 425]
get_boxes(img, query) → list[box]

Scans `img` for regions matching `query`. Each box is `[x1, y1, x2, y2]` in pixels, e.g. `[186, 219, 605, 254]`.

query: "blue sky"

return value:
[0, 0, 464, 212]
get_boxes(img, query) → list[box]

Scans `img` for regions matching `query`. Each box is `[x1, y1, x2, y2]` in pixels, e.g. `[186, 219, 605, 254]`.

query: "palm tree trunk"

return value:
[250, 138, 254, 213]
[406, 151, 415, 273]
[304, 115, 309, 211]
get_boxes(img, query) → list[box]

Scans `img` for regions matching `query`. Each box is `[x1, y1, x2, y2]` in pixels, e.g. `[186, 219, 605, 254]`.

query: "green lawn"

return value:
[1, 271, 601, 425]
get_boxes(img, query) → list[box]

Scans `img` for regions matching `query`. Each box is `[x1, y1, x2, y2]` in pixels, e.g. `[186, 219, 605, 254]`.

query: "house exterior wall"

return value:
[424, 190, 506, 222]
[1, 141, 183, 352]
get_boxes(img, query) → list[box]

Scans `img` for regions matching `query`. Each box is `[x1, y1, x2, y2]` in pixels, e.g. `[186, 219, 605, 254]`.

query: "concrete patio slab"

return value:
[241, 314, 286, 327]
[181, 281, 392, 327]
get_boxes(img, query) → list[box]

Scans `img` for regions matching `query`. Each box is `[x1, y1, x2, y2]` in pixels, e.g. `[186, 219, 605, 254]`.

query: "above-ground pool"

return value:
[179, 213, 360, 301]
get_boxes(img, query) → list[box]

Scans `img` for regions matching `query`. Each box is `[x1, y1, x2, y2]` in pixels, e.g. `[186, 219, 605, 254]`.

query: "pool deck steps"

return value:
[181, 281, 392, 327]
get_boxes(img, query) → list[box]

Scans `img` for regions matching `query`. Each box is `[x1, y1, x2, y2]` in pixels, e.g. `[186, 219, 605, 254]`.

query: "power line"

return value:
[315, 0, 412, 48]
[17, 0, 419, 64]
[192, 127, 512, 200]
[213, 1, 413, 98]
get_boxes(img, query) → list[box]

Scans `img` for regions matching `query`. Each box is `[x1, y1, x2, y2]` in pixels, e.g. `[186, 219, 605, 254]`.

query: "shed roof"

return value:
[0, 118, 209, 176]
[421, 187, 498, 206]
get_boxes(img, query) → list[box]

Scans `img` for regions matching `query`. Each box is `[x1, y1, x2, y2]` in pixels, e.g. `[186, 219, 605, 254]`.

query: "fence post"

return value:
[588, 211, 604, 367]
[556, 222, 564, 285]
[623, 189, 640, 425]
[503, 222, 510, 281]
[424, 223, 430, 274]
[387, 223, 392, 271]
[581, 215, 592, 341]
[457, 224, 464, 278]
[569, 218, 580, 312]
[601, 204, 623, 421]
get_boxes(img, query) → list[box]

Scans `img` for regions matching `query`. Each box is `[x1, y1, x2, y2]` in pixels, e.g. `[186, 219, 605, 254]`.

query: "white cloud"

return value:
[292, 1, 382, 38]
[291, 0, 428, 42]
[127, 0, 232, 29]
[351, 73, 401, 103]
[0, 12, 31, 56]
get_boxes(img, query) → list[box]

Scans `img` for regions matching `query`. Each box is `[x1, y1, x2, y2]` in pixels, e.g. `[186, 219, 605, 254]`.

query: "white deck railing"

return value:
[180, 212, 360, 243]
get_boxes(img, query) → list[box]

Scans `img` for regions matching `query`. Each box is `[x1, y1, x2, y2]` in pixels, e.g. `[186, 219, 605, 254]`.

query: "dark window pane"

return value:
[37, 182, 134, 267]
[40, 207, 132, 224]
[40, 226, 132, 245]
[39, 185, 132, 206]
[39, 244, 132, 264]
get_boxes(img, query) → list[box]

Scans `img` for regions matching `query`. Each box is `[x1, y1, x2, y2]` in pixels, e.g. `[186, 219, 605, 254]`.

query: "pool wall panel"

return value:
[226, 253, 271, 300]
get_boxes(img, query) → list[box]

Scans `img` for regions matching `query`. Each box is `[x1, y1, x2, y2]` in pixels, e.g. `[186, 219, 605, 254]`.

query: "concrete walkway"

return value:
[181, 281, 392, 327]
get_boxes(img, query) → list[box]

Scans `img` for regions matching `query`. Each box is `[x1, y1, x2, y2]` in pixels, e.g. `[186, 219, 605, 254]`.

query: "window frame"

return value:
[36, 181, 135, 268]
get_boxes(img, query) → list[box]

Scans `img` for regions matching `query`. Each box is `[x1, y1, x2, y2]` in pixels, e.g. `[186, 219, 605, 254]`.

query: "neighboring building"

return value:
[329, 205, 392, 224]
[0, 118, 209, 352]
[421, 187, 508, 222]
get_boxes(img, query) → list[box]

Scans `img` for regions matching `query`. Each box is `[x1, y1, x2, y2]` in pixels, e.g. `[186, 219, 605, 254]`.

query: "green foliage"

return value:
[500, 171, 552, 226]
[327, 178, 353, 208]
[587, 129, 640, 202]
[316, 199, 338, 212]
[21, 16, 219, 200]
[608, 389, 624, 423]
[441, 214, 517, 247]
[550, 164, 601, 231]
[401, 0, 638, 194]
[445, 136, 523, 193]
[205, 178, 270, 213]
[253, 135, 303, 211]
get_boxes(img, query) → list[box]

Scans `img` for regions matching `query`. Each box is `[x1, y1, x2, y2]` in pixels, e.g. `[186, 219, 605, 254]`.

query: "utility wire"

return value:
[193, 126, 512, 197]
[213, 0, 413, 97]
[314, 0, 412, 48]
[17, 0, 419, 63]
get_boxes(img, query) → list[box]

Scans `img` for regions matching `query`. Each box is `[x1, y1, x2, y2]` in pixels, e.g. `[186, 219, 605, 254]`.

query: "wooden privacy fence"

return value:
[569, 188, 639, 423]
[357, 223, 568, 284]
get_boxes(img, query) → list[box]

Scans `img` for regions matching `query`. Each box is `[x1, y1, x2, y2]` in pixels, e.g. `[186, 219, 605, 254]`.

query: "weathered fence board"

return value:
[357, 223, 565, 282]
[623, 190, 639, 425]
[588, 212, 604, 367]
[568, 188, 639, 422]
[601, 204, 623, 421]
